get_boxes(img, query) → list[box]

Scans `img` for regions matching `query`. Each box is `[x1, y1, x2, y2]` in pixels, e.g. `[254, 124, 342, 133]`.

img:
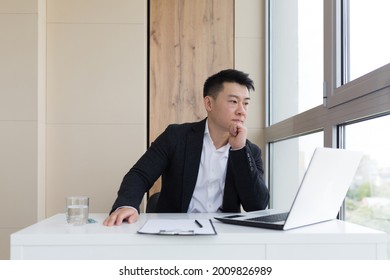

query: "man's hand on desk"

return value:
[103, 208, 139, 226]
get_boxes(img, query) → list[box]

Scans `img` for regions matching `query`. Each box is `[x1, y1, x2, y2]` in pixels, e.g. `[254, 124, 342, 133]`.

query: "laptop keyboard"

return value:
[247, 212, 289, 223]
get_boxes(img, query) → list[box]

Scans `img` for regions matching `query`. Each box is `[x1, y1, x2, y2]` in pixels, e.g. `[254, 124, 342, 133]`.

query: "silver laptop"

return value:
[215, 147, 363, 230]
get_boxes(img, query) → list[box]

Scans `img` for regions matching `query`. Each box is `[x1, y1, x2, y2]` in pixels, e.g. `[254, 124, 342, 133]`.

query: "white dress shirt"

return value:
[188, 120, 230, 213]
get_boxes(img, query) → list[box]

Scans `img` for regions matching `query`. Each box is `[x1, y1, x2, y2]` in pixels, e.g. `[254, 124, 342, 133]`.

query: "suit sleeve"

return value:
[109, 125, 176, 213]
[223, 142, 270, 212]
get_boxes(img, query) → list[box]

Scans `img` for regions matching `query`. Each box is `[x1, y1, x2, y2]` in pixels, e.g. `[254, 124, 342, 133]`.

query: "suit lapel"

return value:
[181, 119, 206, 211]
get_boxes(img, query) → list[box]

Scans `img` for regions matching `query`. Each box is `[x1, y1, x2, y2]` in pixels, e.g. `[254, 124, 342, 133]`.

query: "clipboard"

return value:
[137, 219, 217, 235]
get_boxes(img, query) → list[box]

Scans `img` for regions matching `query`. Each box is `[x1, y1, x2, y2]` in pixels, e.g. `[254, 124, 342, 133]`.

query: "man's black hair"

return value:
[203, 69, 254, 98]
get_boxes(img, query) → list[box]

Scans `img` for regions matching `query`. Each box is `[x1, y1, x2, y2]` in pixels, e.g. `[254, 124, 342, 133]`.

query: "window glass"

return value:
[269, 0, 323, 124]
[344, 115, 390, 257]
[266, 0, 390, 261]
[270, 132, 323, 209]
[349, 0, 390, 81]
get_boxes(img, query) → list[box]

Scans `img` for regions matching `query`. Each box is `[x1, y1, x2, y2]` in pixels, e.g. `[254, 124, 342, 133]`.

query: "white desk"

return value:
[10, 213, 387, 260]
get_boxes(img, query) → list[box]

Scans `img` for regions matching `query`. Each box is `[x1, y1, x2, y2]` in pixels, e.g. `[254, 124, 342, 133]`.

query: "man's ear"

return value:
[203, 96, 213, 112]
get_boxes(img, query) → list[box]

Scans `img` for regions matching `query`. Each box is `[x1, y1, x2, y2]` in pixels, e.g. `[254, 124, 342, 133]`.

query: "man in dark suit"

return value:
[103, 69, 269, 226]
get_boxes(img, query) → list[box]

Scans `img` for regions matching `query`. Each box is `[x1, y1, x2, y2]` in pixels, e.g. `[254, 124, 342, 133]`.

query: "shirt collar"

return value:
[205, 119, 230, 152]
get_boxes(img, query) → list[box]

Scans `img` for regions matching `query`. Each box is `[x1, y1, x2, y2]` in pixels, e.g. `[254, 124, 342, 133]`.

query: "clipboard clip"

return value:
[159, 230, 195, 235]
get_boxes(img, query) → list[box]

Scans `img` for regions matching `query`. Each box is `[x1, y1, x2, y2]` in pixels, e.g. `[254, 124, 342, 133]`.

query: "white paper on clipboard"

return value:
[137, 219, 217, 235]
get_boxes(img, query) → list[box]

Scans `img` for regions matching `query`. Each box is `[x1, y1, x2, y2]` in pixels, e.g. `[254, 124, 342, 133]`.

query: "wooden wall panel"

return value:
[149, 0, 234, 141]
[149, 0, 234, 195]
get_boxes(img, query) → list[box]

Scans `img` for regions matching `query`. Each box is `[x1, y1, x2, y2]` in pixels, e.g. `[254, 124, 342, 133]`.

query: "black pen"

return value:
[195, 219, 203, 228]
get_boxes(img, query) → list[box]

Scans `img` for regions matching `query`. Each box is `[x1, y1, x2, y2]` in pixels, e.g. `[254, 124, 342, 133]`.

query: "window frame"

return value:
[324, 0, 390, 109]
[265, 0, 390, 207]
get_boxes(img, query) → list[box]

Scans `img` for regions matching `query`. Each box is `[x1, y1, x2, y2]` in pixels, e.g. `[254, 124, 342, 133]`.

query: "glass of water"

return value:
[66, 196, 89, 225]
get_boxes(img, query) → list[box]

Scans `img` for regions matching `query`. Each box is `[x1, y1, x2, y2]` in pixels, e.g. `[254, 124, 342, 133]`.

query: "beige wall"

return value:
[235, 0, 265, 152]
[0, 0, 45, 260]
[45, 0, 147, 217]
[0, 0, 263, 259]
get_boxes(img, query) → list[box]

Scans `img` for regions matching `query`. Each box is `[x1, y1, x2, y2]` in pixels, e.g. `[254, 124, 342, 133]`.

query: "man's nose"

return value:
[237, 102, 247, 116]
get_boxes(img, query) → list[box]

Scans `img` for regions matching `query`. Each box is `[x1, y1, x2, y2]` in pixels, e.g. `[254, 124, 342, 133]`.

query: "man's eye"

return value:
[229, 100, 237, 103]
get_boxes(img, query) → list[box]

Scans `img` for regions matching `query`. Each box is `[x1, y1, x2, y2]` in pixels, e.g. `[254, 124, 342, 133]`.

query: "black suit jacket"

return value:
[111, 119, 269, 213]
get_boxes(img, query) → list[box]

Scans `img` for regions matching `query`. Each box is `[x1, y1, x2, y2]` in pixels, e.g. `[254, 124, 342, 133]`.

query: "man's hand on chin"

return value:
[228, 122, 247, 150]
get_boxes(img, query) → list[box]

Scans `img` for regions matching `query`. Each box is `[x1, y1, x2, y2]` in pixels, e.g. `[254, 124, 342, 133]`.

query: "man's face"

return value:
[205, 82, 250, 131]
